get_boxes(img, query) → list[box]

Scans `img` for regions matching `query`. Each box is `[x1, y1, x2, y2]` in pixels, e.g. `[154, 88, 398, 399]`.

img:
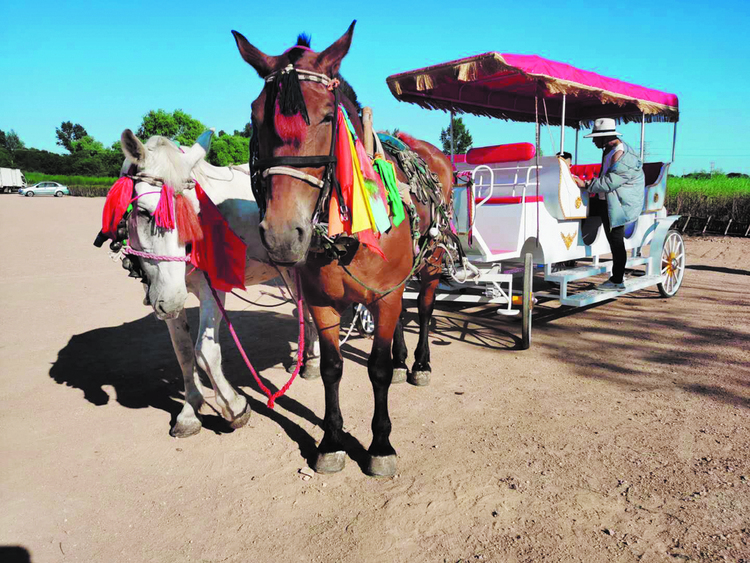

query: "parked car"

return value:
[18, 182, 70, 197]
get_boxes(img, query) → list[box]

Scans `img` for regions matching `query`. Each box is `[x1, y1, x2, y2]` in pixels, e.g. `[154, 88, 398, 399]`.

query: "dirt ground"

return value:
[1, 195, 749, 563]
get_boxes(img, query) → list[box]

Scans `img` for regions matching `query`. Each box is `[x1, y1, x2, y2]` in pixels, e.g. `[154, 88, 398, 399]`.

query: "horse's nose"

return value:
[258, 219, 310, 263]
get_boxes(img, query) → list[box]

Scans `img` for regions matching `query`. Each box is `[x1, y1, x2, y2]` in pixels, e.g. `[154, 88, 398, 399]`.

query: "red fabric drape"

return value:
[191, 183, 247, 292]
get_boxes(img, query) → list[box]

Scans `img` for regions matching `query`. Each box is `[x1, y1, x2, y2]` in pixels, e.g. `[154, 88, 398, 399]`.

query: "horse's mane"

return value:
[143, 136, 193, 192]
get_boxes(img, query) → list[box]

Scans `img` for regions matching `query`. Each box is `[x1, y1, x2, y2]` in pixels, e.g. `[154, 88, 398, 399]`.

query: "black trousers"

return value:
[589, 197, 626, 283]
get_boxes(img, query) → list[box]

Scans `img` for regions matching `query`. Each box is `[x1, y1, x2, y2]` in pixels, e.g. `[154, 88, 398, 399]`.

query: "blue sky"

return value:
[1, 0, 748, 174]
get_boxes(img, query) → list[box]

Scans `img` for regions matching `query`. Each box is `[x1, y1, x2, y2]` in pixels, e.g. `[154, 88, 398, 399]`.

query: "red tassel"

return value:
[395, 131, 419, 149]
[102, 176, 134, 238]
[175, 194, 203, 244]
[154, 184, 175, 229]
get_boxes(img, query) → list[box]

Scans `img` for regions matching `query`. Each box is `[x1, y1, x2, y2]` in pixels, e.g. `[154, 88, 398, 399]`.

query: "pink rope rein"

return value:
[123, 245, 192, 262]
[205, 269, 305, 409]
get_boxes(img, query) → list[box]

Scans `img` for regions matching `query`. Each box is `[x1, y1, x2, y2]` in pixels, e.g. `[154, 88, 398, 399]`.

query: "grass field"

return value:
[25, 172, 118, 188]
[666, 174, 750, 222]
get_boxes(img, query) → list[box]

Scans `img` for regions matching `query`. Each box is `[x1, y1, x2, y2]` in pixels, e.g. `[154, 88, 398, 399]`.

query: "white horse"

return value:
[113, 129, 319, 437]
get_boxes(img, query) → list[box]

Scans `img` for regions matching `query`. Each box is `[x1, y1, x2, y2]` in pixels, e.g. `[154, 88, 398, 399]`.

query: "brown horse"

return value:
[232, 22, 453, 476]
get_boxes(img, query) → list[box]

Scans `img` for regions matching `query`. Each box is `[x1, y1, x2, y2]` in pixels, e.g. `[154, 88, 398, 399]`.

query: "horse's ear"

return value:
[316, 20, 356, 77]
[184, 129, 214, 170]
[232, 30, 276, 78]
[121, 129, 146, 165]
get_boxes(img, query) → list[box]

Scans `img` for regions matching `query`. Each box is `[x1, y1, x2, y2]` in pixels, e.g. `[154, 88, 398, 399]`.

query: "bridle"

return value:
[250, 64, 347, 228]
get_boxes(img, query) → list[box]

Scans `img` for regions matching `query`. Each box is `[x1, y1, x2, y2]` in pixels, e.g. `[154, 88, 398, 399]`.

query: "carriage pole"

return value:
[450, 111, 455, 165]
[560, 94, 566, 153]
[640, 112, 646, 161]
[671, 122, 678, 163]
[574, 127, 579, 165]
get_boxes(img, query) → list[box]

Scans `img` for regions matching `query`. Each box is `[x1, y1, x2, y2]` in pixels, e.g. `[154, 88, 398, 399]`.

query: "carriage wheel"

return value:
[657, 230, 685, 298]
[521, 252, 533, 349]
[356, 304, 375, 337]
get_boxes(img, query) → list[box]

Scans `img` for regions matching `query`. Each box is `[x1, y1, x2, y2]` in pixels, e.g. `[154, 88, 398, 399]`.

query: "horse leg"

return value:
[281, 270, 321, 380]
[195, 281, 252, 429]
[409, 264, 441, 386]
[165, 310, 205, 438]
[366, 294, 402, 477]
[391, 310, 408, 384]
[300, 301, 321, 379]
[311, 306, 347, 474]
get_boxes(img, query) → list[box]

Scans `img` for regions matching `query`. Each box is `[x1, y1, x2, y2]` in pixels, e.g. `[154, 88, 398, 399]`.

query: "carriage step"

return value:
[545, 256, 650, 283]
[559, 274, 662, 307]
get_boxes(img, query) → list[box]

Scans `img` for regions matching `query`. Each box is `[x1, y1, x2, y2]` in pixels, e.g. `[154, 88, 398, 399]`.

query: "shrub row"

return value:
[69, 186, 110, 197]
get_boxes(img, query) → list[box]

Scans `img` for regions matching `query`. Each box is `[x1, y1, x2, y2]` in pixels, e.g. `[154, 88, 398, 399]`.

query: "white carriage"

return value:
[387, 52, 685, 348]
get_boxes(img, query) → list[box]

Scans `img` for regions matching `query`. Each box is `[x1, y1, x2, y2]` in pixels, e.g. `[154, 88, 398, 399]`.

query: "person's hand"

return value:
[573, 176, 587, 189]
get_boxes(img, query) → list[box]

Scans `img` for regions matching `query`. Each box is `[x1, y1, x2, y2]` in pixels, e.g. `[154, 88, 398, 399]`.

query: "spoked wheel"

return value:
[657, 230, 685, 297]
[356, 304, 375, 337]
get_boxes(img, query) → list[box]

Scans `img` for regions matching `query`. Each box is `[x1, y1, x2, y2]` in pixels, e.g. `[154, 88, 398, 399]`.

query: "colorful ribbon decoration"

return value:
[329, 106, 402, 260]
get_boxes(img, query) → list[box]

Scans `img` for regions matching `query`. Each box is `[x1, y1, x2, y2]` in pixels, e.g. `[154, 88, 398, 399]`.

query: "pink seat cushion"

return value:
[466, 143, 536, 165]
[570, 164, 601, 180]
[477, 195, 544, 204]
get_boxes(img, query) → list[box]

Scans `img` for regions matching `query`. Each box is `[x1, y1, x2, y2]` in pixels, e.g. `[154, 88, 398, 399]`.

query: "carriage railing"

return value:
[469, 163, 543, 206]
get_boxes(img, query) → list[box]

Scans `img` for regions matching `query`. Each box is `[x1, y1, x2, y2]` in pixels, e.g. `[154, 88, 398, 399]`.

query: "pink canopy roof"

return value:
[386, 52, 679, 128]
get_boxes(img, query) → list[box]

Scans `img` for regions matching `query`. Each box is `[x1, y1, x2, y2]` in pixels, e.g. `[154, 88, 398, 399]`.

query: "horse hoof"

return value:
[408, 370, 431, 386]
[229, 403, 252, 429]
[367, 455, 397, 477]
[299, 362, 321, 380]
[314, 451, 346, 474]
[392, 368, 408, 384]
[170, 420, 202, 438]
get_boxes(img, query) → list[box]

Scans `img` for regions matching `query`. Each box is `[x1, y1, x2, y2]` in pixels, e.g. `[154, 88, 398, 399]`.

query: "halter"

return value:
[121, 174, 196, 265]
[251, 64, 345, 225]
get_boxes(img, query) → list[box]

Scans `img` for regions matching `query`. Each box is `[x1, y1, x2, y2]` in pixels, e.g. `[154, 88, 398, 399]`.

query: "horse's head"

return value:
[115, 129, 210, 319]
[233, 22, 357, 265]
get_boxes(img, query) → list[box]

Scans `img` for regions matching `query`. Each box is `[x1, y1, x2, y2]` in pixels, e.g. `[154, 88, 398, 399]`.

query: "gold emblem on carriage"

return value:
[575, 196, 582, 209]
[561, 231, 576, 250]
[654, 193, 659, 202]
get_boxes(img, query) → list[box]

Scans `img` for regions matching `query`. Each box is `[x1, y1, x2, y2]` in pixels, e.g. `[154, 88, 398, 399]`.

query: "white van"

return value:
[0, 168, 27, 193]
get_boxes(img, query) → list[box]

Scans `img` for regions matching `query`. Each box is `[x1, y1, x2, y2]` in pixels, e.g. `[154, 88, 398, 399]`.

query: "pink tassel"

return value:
[154, 184, 175, 229]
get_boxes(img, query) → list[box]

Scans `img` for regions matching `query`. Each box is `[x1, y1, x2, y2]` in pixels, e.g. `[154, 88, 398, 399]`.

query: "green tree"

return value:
[440, 117, 473, 155]
[3, 130, 25, 153]
[56, 122, 88, 153]
[208, 134, 249, 167]
[0, 147, 12, 167]
[71, 135, 105, 155]
[137, 109, 206, 146]
[234, 122, 253, 138]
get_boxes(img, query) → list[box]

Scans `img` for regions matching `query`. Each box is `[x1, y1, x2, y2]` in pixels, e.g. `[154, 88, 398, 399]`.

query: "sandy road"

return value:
[1, 194, 749, 562]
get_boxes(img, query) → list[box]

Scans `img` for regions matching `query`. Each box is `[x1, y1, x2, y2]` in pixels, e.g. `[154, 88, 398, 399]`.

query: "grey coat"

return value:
[587, 142, 645, 228]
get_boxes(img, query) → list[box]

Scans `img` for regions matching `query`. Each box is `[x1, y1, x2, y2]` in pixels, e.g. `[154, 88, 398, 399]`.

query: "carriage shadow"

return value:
[49, 307, 322, 440]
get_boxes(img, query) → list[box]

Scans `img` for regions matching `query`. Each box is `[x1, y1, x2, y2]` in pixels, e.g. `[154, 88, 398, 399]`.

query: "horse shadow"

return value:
[48, 307, 324, 449]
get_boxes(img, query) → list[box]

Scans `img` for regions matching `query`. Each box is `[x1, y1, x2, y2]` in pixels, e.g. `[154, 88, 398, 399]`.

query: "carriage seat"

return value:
[570, 164, 601, 180]
[466, 142, 536, 165]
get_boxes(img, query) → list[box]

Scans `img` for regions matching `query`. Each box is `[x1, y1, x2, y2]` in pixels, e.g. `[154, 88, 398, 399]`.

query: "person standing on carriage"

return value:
[573, 118, 645, 290]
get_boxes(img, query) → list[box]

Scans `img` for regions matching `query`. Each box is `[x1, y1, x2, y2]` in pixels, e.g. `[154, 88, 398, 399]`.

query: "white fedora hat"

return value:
[584, 117, 623, 138]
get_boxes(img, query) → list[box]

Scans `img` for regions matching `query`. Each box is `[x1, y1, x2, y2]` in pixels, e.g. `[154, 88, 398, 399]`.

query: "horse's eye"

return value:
[321, 113, 334, 124]
[137, 208, 151, 219]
